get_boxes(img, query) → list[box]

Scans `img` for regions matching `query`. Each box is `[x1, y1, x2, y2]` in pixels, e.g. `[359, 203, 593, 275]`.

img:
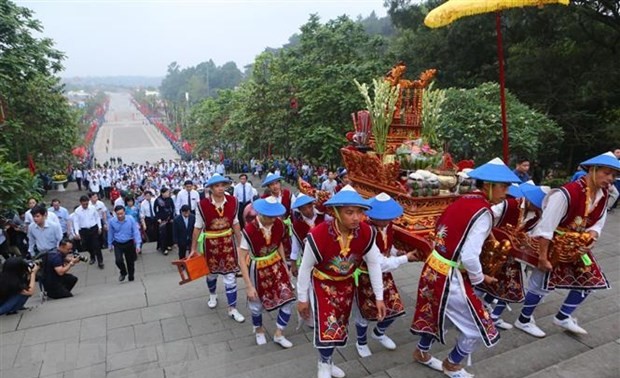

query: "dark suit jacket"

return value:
[172, 214, 195, 247]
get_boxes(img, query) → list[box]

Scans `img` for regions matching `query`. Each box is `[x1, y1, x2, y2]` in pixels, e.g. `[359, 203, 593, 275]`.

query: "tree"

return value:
[439, 83, 563, 165]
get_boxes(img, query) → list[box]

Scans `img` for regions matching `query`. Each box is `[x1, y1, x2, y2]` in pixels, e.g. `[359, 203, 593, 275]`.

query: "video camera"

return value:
[26, 259, 42, 270]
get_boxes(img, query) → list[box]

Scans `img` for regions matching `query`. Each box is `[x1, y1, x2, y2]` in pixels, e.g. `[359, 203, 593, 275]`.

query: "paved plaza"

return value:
[0, 94, 618, 377]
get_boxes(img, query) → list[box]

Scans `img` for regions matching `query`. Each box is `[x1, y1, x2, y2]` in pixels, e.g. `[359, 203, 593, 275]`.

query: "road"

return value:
[93, 92, 180, 165]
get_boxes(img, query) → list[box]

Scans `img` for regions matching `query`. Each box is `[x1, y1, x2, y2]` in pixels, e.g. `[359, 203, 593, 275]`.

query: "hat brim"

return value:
[521, 186, 545, 209]
[253, 200, 286, 217]
[323, 199, 371, 210]
[365, 201, 403, 220]
[262, 175, 282, 187]
[206, 177, 231, 187]
[292, 197, 316, 209]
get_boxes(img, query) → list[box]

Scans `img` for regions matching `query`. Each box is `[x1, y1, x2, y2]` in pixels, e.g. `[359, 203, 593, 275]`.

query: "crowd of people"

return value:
[1, 150, 618, 378]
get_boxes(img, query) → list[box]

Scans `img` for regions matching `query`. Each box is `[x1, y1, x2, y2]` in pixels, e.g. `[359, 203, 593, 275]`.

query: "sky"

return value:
[16, 0, 388, 77]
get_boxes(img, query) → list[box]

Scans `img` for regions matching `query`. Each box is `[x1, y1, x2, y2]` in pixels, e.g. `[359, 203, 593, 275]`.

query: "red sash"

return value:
[243, 219, 295, 311]
[356, 223, 405, 321]
[307, 221, 375, 347]
[411, 192, 499, 347]
[197, 194, 239, 274]
[545, 177, 610, 290]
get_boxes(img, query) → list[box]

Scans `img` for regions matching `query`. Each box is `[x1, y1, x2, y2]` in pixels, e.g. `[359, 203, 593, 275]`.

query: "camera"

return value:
[72, 252, 89, 263]
[26, 259, 42, 270]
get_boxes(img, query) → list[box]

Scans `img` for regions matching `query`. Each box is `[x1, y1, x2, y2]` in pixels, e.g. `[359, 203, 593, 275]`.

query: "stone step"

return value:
[522, 341, 620, 378]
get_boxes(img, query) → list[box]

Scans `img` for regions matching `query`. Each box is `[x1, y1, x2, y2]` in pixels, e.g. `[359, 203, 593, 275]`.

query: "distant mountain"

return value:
[62, 76, 163, 90]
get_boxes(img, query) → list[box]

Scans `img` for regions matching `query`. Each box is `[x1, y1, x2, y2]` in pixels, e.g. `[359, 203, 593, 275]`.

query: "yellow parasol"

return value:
[424, 0, 570, 163]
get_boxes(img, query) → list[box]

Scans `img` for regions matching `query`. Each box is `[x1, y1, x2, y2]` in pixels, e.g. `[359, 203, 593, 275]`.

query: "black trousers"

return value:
[44, 274, 78, 299]
[144, 217, 158, 242]
[113, 240, 137, 278]
[80, 226, 102, 263]
[237, 201, 250, 229]
[157, 221, 172, 251]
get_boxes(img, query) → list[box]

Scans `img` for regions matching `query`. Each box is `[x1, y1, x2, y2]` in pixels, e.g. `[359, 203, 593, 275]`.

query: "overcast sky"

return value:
[16, 0, 388, 77]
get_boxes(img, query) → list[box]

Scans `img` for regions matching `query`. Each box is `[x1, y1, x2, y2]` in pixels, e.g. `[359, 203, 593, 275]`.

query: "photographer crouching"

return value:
[41, 239, 85, 299]
[0, 257, 40, 315]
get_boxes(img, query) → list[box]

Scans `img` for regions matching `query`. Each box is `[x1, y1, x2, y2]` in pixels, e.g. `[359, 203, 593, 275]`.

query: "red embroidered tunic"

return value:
[356, 222, 406, 321]
[411, 192, 500, 347]
[307, 220, 375, 347]
[545, 177, 609, 290]
[197, 194, 239, 274]
[262, 189, 293, 260]
[478, 198, 526, 303]
[242, 218, 295, 311]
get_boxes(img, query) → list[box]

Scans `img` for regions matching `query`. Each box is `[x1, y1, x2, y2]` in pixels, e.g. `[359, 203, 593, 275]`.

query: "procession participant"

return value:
[89, 193, 109, 249]
[355, 193, 416, 358]
[154, 188, 175, 255]
[335, 169, 352, 193]
[261, 173, 294, 263]
[73, 196, 104, 268]
[140, 191, 158, 243]
[108, 206, 141, 282]
[478, 183, 546, 330]
[175, 179, 200, 215]
[514, 152, 618, 337]
[189, 174, 244, 323]
[233, 174, 254, 229]
[297, 185, 386, 378]
[289, 194, 326, 276]
[411, 158, 520, 377]
[237, 197, 296, 347]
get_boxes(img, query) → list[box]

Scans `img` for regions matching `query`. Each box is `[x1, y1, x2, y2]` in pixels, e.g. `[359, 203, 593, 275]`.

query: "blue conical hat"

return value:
[580, 152, 620, 171]
[468, 158, 522, 183]
[520, 184, 548, 209]
[365, 192, 403, 220]
[262, 173, 282, 187]
[292, 194, 316, 209]
[507, 184, 523, 198]
[206, 174, 231, 187]
[323, 185, 371, 210]
[253, 196, 286, 217]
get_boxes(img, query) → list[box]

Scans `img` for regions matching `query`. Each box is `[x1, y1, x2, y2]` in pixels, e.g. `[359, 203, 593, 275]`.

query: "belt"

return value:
[250, 248, 280, 268]
[426, 250, 462, 276]
[80, 225, 98, 231]
[353, 267, 368, 286]
[197, 228, 233, 254]
[312, 269, 354, 282]
[113, 240, 133, 245]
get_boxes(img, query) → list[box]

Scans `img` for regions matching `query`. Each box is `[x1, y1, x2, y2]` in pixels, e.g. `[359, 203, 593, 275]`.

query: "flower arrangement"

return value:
[396, 139, 442, 171]
[354, 78, 400, 156]
[52, 173, 68, 182]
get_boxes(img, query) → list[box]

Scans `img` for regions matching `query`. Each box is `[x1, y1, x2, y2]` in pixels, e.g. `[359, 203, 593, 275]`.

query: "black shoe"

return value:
[128, 276, 134, 282]
[98, 263, 104, 269]
[89, 259, 96, 265]
[119, 274, 126, 282]
[163, 250, 169, 256]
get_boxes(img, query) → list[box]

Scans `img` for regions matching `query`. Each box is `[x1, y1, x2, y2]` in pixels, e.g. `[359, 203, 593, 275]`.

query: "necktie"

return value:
[187, 192, 191, 208]
[148, 200, 153, 217]
[242, 184, 246, 203]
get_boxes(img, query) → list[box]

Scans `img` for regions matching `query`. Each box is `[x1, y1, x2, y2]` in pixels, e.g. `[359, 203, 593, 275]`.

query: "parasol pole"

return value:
[496, 11, 509, 163]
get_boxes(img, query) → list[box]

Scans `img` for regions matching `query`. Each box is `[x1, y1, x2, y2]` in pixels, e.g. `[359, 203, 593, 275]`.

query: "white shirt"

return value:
[320, 179, 338, 195]
[233, 182, 254, 204]
[194, 194, 239, 229]
[175, 189, 200, 214]
[114, 197, 125, 208]
[90, 200, 108, 224]
[89, 178, 100, 193]
[458, 211, 492, 285]
[140, 198, 156, 219]
[296, 238, 385, 302]
[72, 205, 102, 234]
[531, 188, 607, 240]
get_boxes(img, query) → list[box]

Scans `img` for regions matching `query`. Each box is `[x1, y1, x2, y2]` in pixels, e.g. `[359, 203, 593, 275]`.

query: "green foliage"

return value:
[0, 0, 77, 174]
[0, 150, 40, 213]
[439, 83, 563, 164]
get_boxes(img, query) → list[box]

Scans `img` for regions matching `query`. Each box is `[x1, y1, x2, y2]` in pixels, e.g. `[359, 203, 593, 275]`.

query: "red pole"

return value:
[496, 11, 509, 163]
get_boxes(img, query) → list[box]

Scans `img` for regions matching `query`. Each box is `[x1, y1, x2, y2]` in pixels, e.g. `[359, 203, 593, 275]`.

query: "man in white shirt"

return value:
[89, 174, 101, 196]
[320, 171, 338, 195]
[72, 195, 104, 268]
[140, 191, 158, 242]
[233, 174, 254, 228]
[175, 180, 200, 215]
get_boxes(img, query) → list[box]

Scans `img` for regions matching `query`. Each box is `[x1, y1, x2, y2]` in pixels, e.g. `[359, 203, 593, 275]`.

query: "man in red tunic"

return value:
[290, 194, 326, 276]
[261, 173, 294, 264]
[297, 185, 386, 378]
[411, 158, 520, 378]
[237, 197, 296, 348]
[514, 152, 619, 338]
[478, 183, 547, 330]
[354, 192, 417, 358]
[190, 174, 245, 323]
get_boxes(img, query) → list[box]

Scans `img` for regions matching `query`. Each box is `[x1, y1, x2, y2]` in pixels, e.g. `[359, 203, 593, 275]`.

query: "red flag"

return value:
[27, 154, 36, 175]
